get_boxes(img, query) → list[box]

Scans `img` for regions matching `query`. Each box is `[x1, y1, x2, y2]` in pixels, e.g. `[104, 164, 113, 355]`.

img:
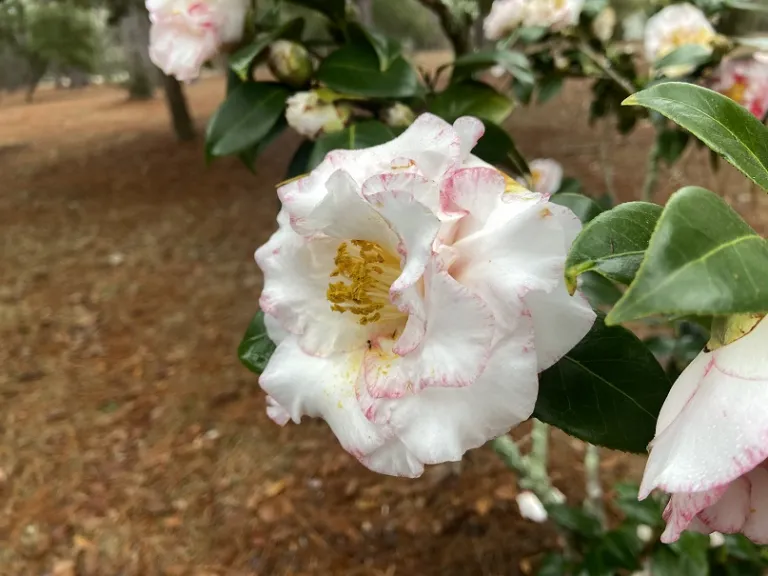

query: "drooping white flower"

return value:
[639, 316, 768, 544]
[255, 114, 595, 477]
[381, 103, 416, 128]
[147, 0, 248, 82]
[285, 91, 347, 139]
[484, 0, 583, 40]
[528, 159, 563, 195]
[710, 57, 768, 120]
[644, 3, 715, 77]
[517, 491, 548, 522]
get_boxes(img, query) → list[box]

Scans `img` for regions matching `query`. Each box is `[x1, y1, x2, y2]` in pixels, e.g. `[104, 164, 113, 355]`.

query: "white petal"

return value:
[660, 486, 728, 543]
[523, 282, 595, 372]
[259, 337, 390, 460]
[698, 476, 751, 535]
[264, 312, 289, 344]
[265, 395, 291, 425]
[453, 116, 485, 162]
[640, 317, 768, 497]
[148, 19, 217, 81]
[440, 166, 506, 235]
[744, 466, 768, 544]
[529, 159, 563, 195]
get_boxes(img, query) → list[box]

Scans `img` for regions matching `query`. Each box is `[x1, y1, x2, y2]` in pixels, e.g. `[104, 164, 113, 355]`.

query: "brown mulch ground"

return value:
[2, 64, 766, 576]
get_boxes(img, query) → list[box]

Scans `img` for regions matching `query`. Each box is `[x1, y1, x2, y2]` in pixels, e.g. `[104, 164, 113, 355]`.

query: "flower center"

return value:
[326, 240, 402, 326]
[669, 27, 712, 50]
[723, 80, 748, 104]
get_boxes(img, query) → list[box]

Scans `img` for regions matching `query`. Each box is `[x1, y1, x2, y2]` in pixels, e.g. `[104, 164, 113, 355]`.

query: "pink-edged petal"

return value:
[259, 337, 390, 461]
[640, 317, 768, 497]
[440, 167, 506, 233]
[292, 170, 398, 250]
[661, 486, 728, 543]
[365, 268, 494, 398]
[743, 466, 768, 544]
[523, 282, 596, 372]
[266, 395, 291, 425]
[362, 172, 441, 297]
[453, 116, 485, 162]
[365, 315, 539, 465]
[698, 477, 751, 535]
[277, 160, 339, 224]
[255, 223, 386, 355]
[149, 20, 219, 82]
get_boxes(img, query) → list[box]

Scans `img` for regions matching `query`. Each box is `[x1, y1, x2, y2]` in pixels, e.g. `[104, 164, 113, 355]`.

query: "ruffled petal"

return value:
[148, 19, 218, 82]
[698, 477, 751, 535]
[743, 466, 768, 544]
[640, 317, 768, 497]
[440, 167, 506, 235]
[265, 395, 291, 425]
[453, 116, 485, 162]
[364, 314, 539, 465]
[661, 486, 729, 543]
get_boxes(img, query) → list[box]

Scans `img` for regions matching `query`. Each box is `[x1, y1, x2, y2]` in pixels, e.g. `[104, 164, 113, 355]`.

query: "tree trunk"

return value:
[25, 58, 48, 103]
[120, 3, 154, 99]
[161, 73, 195, 141]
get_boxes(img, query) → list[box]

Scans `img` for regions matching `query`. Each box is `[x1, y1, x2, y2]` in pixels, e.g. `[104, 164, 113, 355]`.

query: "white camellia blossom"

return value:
[484, 0, 583, 40]
[255, 114, 595, 477]
[710, 57, 768, 120]
[528, 159, 563, 195]
[643, 3, 715, 77]
[639, 316, 768, 543]
[516, 491, 548, 523]
[146, 0, 247, 82]
[285, 91, 347, 139]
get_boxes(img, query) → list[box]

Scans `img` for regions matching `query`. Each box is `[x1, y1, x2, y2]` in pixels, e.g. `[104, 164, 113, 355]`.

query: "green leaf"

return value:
[239, 116, 287, 173]
[557, 177, 582, 194]
[550, 192, 603, 224]
[533, 314, 671, 453]
[518, 26, 547, 42]
[724, 0, 768, 12]
[286, 0, 346, 21]
[428, 81, 515, 124]
[654, 44, 713, 73]
[286, 139, 315, 179]
[229, 18, 305, 81]
[452, 50, 534, 84]
[565, 202, 663, 293]
[537, 76, 563, 104]
[734, 36, 768, 50]
[669, 532, 711, 576]
[308, 121, 396, 170]
[613, 482, 665, 527]
[607, 187, 768, 324]
[472, 120, 530, 176]
[537, 553, 570, 576]
[347, 23, 402, 71]
[624, 82, 768, 190]
[658, 129, 690, 166]
[579, 271, 622, 308]
[238, 310, 277, 375]
[547, 504, 603, 538]
[316, 45, 420, 98]
[206, 82, 289, 157]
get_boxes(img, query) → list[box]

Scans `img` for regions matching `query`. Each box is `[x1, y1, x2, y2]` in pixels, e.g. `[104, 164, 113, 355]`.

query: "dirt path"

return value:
[0, 74, 754, 576]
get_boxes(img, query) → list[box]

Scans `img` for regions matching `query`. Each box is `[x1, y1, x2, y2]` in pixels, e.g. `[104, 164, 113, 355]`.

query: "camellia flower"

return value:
[592, 6, 617, 42]
[639, 316, 768, 543]
[710, 57, 768, 120]
[147, 0, 248, 82]
[644, 3, 715, 77]
[285, 91, 348, 139]
[255, 113, 595, 477]
[527, 159, 563, 195]
[484, 0, 583, 40]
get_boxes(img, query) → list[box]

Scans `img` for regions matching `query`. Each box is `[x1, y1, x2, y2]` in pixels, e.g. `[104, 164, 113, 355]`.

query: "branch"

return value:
[416, 0, 470, 56]
[578, 40, 636, 95]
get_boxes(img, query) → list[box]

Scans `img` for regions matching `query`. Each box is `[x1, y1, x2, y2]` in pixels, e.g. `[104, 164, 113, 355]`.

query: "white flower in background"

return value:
[636, 524, 653, 543]
[644, 3, 715, 77]
[285, 91, 347, 139]
[381, 103, 416, 128]
[710, 57, 768, 120]
[255, 114, 595, 477]
[516, 491, 548, 523]
[592, 6, 617, 42]
[639, 316, 768, 544]
[484, 0, 583, 40]
[147, 0, 248, 82]
[709, 532, 726, 548]
[528, 159, 563, 195]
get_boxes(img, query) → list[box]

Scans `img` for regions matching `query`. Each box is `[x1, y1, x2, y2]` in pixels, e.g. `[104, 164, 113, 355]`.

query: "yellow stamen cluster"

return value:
[669, 28, 713, 49]
[327, 240, 400, 326]
[723, 81, 748, 105]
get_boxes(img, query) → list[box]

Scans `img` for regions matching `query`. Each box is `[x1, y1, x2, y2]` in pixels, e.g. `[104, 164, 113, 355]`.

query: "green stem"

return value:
[577, 40, 636, 95]
[584, 444, 606, 527]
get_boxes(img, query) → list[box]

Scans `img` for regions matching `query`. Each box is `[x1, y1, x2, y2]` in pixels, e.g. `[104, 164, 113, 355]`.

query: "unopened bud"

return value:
[268, 40, 313, 88]
[381, 103, 416, 128]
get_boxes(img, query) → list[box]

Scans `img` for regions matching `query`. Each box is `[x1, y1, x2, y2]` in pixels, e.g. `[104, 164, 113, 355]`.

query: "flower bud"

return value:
[516, 491, 548, 523]
[636, 524, 653, 543]
[381, 103, 416, 128]
[285, 91, 348, 139]
[268, 40, 313, 89]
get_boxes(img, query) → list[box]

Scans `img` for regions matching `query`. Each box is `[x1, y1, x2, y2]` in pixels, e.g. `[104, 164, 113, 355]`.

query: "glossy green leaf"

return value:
[238, 310, 276, 375]
[584, 528, 643, 572]
[537, 75, 563, 104]
[452, 50, 534, 84]
[472, 120, 530, 176]
[316, 45, 420, 98]
[533, 314, 671, 453]
[547, 504, 602, 538]
[307, 121, 396, 170]
[428, 81, 514, 124]
[556, 177, 582, 194]
[624, 82, 768, 190]
[286, 0, 345, 20]
[579, 271, 622, 309]
[347, 23, 402, 71]
[613, 483, 665, 527]
[229, 18, 304, 81]
[653, 44, 713, 73]
[239, 117, 287, 173]
[206, 82, 289, 157]
[550, 192, 603, 224]
[658, 129, 690, 166]
[565, 202, 663, 292]
[286, 139, 315, 179]
[537, 554, 570, 576]
[669, 532, 710, 576]
[607, 187, 768, 324]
